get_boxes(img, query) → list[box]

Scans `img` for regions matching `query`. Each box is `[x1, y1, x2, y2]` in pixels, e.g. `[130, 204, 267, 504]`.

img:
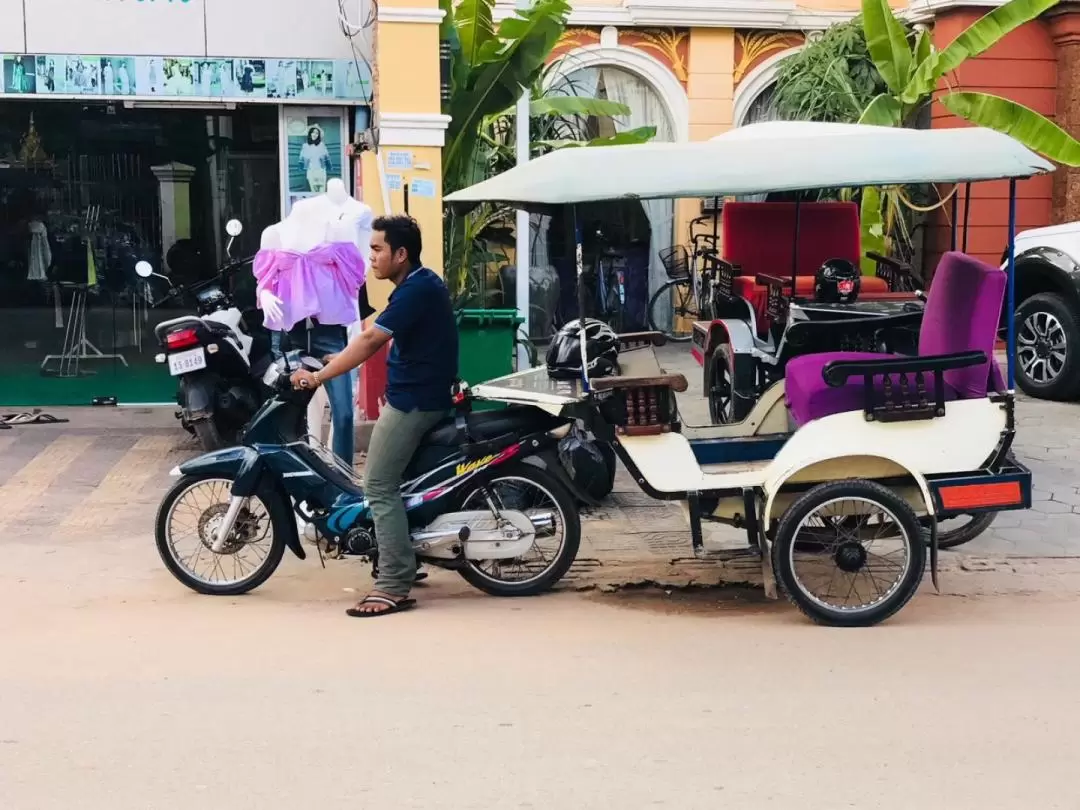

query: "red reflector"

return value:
[838, 280, 855, 294]
[166, 328, 200, 350]
[939, 481, 1022, 510]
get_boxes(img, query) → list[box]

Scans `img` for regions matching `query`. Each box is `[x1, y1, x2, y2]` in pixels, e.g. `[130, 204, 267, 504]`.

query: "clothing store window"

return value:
[0, 102, 280, 406]
[521, 65, 677, 337]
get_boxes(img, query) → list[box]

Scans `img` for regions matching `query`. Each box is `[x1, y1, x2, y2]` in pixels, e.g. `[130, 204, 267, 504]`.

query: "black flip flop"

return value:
[345, 595, 416, 618]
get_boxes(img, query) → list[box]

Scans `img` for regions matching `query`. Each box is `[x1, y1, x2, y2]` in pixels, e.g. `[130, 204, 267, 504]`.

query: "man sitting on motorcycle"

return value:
[290, 214, 459, 617]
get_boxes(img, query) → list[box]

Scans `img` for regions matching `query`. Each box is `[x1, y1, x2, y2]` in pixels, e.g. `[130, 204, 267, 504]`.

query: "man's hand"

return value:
[291, 369, 319, 390]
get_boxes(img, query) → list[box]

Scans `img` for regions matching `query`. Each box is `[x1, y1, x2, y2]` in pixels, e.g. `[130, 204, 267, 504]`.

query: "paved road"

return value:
[2, 357, 1080, 808]
[3, 537, 1080, 809]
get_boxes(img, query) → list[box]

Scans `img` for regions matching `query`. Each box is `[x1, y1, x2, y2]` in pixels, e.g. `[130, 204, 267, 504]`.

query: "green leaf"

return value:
[443, 0, 570, 190]
[860, 0, 912, 94]
[940, 91, 1080, 166]
[528, 95, 631, 118]
[860, 187, 886, 275]
[488, 94, 631, 120]
[534, 126, 657, 150]
[858, 93, 902, 126]
[913, 26, 932, 66]
[453, 0, 497, 68]
[905, 0, 1060, 100]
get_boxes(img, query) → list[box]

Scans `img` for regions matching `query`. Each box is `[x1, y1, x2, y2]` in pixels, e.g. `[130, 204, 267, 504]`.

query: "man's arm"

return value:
[290, 327, 390, 389]
[317, 327, 391, 383]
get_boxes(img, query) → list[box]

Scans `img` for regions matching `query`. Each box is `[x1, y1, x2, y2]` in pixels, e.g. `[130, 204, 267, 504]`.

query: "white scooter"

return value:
[139, 219, 273, 451]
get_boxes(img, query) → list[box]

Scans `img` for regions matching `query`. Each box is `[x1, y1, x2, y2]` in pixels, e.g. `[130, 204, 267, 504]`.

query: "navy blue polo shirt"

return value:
[374, 266, 458, 412]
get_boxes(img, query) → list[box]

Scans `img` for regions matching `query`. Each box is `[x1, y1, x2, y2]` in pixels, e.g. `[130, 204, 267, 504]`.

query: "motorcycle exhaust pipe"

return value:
[411, 513, 555, 548]
[410, 525, 472, 548]
[529, 512, 556, 536]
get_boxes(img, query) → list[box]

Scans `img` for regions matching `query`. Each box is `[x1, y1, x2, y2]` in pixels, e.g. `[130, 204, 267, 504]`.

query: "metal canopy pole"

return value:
[1006, 179, 1018, 391]
[514, 85, 531, 370]
[962, 182, 972, 253]
[790, 197, 802, 294]
[573, 204, 590, 392]
[950, 187, 959, 252]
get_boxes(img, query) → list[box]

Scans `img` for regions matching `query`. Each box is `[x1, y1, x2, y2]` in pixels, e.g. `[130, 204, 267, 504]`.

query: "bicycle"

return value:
[562, 227, 627, 332]
[647, 215, 722, 342]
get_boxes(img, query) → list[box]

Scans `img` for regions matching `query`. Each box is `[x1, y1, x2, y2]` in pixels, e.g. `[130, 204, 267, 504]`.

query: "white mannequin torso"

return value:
[257, 177, 372, 338]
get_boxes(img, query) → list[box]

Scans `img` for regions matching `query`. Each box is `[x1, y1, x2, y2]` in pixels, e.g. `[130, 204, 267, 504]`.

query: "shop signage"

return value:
[0, 52, 371, 103]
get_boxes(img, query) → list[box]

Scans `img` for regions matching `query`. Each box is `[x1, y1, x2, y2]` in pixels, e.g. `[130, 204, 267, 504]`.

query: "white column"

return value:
[514, 89, 531, 369]
[150, 161, 197, 272]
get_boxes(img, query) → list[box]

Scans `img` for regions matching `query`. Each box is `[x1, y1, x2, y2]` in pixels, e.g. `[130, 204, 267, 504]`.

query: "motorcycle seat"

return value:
[421, 405, 564, 447]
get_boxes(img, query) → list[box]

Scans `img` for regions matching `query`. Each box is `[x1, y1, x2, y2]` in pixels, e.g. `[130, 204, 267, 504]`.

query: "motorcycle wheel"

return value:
[155, 473, 289, 596]
[455, 463, 581, 597]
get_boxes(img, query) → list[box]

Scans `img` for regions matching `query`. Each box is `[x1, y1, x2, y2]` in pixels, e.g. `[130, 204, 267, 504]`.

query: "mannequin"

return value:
[254, 178, 373, 464]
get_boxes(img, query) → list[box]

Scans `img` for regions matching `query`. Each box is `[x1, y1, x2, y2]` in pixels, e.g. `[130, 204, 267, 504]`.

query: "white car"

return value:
[1009, 221, 1080, 400]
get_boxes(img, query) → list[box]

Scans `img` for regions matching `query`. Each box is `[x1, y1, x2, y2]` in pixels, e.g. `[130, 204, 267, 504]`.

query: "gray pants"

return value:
[364, 402, 446, 596]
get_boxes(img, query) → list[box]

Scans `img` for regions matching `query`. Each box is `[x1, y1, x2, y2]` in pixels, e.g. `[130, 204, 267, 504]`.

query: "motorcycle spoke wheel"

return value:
[456, 466, 581, 596]
[156, 475, 286, 595]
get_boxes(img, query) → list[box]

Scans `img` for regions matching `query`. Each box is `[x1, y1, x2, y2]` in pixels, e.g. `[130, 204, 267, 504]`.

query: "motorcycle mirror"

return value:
[135, 261, 154, 279]
[225, 219, 243, 237]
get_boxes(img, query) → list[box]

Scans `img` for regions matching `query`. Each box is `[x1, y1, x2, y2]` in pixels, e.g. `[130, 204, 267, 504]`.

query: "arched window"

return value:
[527, 63, 679, 333]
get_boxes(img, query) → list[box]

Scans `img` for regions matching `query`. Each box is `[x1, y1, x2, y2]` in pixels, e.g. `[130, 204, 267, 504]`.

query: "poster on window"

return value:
[280, 107, 348, 216]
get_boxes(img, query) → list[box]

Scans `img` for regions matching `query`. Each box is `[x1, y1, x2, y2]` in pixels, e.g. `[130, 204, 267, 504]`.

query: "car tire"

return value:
[1014, 292, 1080, 401]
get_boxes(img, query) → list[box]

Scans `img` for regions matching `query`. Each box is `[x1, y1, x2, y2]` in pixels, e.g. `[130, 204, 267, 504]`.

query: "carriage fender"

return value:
[761, 452, 935, 530]
[702, 319, 757, 385]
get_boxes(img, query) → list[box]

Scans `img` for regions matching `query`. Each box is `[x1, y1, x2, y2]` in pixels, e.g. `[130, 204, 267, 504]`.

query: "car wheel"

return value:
[1015, 292, 1080, 401]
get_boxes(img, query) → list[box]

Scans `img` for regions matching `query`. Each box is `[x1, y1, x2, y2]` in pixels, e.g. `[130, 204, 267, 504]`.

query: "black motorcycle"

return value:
[153, 351, 584, 598]
[139, 220, 272, 452]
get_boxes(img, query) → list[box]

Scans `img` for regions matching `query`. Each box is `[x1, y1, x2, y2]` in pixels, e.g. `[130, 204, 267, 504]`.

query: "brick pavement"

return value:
[658, 344, 1080, 558]
[0, 345, 1077, 593]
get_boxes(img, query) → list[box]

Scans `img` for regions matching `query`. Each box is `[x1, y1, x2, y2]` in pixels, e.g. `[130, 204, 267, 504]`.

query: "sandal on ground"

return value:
[345, 594, 416, 618]
[1, 411, 68, 425]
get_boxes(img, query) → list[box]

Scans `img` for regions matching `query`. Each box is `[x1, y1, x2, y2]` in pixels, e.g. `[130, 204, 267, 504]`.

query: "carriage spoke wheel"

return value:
[708, 363, 734, 424]
[772, 480, 926, 627]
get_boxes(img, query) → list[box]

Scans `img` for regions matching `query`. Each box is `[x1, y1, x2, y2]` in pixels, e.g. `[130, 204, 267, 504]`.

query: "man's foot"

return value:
[345, 590, 416, 618]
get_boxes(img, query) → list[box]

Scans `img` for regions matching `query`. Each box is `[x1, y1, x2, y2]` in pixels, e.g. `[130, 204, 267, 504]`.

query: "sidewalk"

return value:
[2, 347, 1080, 593]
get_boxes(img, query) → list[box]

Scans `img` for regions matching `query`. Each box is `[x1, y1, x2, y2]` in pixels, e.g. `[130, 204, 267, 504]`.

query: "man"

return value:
[290, 215, 458, 617]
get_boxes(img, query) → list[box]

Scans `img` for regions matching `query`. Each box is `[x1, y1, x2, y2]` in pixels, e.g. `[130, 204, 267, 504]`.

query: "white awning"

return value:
[444, 121, 1054, 211]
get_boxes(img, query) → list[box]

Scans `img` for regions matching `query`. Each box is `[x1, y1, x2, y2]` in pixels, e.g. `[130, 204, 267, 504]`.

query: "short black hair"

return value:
[373, 214, 422, 266]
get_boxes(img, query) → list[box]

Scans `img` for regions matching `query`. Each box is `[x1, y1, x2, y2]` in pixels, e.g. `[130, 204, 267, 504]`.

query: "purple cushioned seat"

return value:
[784, 251, 1007, 427]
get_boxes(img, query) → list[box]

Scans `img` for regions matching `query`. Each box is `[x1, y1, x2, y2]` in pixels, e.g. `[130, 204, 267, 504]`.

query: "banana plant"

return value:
[856, 0, 1080, 269]
[440, 0, 655, 305]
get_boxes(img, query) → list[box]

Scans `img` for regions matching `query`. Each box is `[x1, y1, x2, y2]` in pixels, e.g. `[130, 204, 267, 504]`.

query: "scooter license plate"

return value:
[167, 347, 207, 376]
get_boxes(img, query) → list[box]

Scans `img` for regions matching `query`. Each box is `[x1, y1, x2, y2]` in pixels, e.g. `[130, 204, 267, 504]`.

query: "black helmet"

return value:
[814, 258, 861, 304]
[546, 318, 619, 379]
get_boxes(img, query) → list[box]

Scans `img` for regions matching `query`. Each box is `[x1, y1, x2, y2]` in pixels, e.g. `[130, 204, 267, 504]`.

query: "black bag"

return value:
[558, 423, 616, 502]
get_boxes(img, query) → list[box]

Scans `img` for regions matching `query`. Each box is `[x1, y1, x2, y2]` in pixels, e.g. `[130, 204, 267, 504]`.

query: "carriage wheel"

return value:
[771, 479, 926, 627]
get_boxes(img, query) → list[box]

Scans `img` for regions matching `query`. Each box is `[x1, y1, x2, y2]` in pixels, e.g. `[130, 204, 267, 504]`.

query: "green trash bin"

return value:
[456, 309, 525, 411]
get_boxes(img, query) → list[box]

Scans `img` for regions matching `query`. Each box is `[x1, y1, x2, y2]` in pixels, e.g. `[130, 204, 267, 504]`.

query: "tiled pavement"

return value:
[1, 344, 1079, 591]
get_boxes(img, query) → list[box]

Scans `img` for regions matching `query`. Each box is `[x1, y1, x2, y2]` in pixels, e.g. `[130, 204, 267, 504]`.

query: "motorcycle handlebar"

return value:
[146, 255, 256, 308]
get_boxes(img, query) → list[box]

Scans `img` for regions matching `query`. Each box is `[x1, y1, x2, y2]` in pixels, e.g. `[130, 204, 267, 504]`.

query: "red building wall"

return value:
[927, 10, 1057, 272]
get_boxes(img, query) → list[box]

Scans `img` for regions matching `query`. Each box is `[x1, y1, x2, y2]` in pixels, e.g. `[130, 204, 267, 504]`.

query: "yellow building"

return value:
[485, 0, 1080, 338]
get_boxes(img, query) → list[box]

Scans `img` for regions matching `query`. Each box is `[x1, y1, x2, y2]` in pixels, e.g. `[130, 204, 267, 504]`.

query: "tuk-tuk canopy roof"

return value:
[443, 121, 1055, 212]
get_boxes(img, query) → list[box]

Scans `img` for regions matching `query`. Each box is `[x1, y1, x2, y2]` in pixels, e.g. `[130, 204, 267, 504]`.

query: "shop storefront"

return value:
[0, 0, 379, 406]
